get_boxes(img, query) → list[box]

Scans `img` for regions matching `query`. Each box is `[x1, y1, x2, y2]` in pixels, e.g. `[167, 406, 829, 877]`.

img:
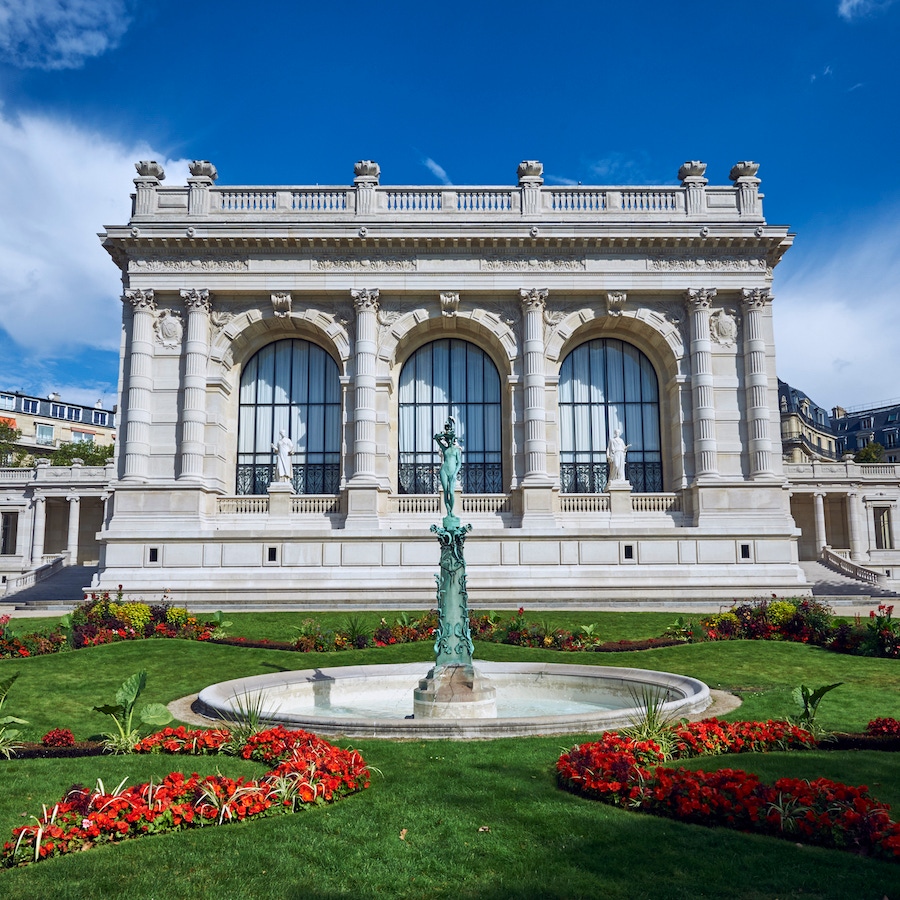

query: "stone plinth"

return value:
[413, 664, 497, 719]
[608, 481, 633, 517]
[268, 482, 293, 516]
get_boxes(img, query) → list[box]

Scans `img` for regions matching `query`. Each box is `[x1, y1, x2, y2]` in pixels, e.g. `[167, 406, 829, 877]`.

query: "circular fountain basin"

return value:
[196, 661, 711, 739]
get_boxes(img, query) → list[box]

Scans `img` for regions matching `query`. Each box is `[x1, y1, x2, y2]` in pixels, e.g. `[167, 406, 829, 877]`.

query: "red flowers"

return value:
[866, 717, 900, 737]
[3, 726, 371, 868]
[557, 719, 900, 861]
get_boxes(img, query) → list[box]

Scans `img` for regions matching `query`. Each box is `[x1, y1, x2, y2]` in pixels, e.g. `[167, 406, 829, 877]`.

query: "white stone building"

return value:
[68, 157, 822, 607]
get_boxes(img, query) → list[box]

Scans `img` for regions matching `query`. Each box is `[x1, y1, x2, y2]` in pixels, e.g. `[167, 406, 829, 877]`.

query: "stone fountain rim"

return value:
[195, 660, 712, 740]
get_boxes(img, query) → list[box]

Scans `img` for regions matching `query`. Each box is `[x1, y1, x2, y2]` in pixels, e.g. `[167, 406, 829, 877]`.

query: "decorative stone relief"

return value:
[351, 288, 380, 312]
[730, 161, 760, 180]
[481, 255, 585, 271]
[124, 288, 155, 311]
[180, 288, 211, 313]
[210, 310, 234, 333]
[709, 309, 738, 347]
[606, 291, 627, 317]
[131, 255, 249, 272]
[647, 252, 766, 272]
[440, 292, 460, 318]
[154, 309, 183, 347]
[271, 292, 292, 317]
[312, 256, 415, 271]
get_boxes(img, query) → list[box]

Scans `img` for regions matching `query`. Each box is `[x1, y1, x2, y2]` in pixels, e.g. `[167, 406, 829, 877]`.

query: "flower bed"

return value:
[557, 719, 900, 861]
[2, 725, 370, 868]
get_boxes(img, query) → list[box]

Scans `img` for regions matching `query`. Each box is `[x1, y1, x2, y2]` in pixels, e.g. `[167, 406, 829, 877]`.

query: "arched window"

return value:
[558, 338, 662, 493]
[237, 339, 341, 495]
[398, 339, 502, 494]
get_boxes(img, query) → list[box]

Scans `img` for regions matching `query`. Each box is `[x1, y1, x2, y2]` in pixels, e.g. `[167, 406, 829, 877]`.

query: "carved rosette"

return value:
[180, 288, 211, 313]
[271, 292, 292, 318]
[124, 289, 156, 311]
[606, 291, 627, 317]
[154, 309, 183, 347]
[440, 292, 460, 318]
[351, 288, 380, 313]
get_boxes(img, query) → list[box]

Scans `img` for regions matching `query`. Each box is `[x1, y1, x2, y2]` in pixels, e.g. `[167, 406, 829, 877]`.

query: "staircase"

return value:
[1, 565, 98, 611]
[799, 560, 900, 601]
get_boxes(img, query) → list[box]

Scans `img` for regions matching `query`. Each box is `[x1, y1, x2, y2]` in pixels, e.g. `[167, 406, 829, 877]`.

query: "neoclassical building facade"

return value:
[89, 158, 811, 605]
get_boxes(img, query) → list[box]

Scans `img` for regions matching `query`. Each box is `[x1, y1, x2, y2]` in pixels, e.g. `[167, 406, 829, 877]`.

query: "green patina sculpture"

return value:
[431, 418, 475, 668]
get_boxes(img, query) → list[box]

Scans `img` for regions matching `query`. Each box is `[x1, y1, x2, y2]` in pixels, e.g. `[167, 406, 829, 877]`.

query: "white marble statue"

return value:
[272, 430, 294, 483]
[607, 429, 631, 484]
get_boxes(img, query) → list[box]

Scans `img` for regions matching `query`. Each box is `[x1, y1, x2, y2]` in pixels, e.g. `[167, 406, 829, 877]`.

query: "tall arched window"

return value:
[558, 338, 662, 493]
[398, 339, 502, 494]
[237, 339, 341, 495]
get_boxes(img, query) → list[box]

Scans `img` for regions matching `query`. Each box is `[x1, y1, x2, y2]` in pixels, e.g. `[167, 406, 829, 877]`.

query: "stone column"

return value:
[30, 494, 46, 566]
[519, 288, 551, 483]
[686, 288, 719, 478]
[678, 161, 708, 216]
[890, 502, 900, 551]
[847, 490, 865, 561]
[813, 491, 827, 554]
[122, 289, 156, 482]
[187, 160, 217, 216]
[133, 161, 165, 216]
[66, 494, 81, 564]
[179, 288, 211, 481]
[350, 289, 379, 482]
[741, 288, 774, 478]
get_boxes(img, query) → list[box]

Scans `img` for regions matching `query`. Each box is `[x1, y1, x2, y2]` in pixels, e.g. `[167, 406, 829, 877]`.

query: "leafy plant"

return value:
[662, 616, 694, 643]
[343, 615, 371, 649]
[621, 686, 677, 759]
[92, 671, 173, 753]
[0, 673, 29, 759]
[791, 682, 843, 738]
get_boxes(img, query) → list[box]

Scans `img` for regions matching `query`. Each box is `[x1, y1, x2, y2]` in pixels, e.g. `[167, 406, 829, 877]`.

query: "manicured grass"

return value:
[1, 625, 899, 898]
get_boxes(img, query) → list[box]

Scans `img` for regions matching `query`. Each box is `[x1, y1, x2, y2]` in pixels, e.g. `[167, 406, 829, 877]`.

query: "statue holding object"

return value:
[607, 429, 631, 485]
[434, 417, 462, 520]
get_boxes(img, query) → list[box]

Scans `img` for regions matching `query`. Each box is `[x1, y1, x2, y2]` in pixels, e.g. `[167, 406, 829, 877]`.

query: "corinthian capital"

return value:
[351, 288, 380, 313]
[741, 287, 772, 310]
[685, 287, 717, 310]
[124, 289, 156, 311]
[180, 288, 211, 313]
[519, 287, 549, 312]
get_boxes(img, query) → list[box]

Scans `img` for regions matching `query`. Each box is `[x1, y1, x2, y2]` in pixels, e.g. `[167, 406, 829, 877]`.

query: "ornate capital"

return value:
[685, 287, 717, 310]
[271, 292, 292, 318]
[519, 287, 549, 312]
[741, 287, 771, 310]
[440, 292, 460, 318]
[606, 291, 627, 317]
[351, 288, 380, 313]
[180, 288, 211, 313]
[124, 289, 156, 311]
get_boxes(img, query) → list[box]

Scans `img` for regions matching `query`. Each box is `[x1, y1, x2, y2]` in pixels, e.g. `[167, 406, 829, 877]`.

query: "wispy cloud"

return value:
[544, 174, 579, 186]
[838, 0, 896, 20]
[773, 205, 900, 409]
[0, 104, 185, 399]
[848, 82, 865, 91]
[587, 151, 661, 184]
[0, 0, 131, 70]
[421, 157, 451, 185]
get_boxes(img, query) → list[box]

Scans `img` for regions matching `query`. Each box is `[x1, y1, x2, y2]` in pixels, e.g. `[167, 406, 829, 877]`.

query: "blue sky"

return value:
[1, 0, 898, 412]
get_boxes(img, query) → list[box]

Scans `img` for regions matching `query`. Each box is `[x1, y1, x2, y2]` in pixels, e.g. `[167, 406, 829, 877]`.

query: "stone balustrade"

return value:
[784, 461, 900, 482]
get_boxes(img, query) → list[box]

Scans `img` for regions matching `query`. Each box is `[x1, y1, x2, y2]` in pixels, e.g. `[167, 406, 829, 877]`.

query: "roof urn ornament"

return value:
[353, 160, 381, 185]
[677, 161, 707, 183]
[188, 160, 218, 181]
[517, 160, 544, 185]
[135, 160, 165, 181]
[729, 161, 760, 181]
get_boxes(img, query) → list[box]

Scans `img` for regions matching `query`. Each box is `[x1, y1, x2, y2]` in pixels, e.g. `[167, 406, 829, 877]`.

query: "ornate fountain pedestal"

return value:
[413, 514, 497, 719]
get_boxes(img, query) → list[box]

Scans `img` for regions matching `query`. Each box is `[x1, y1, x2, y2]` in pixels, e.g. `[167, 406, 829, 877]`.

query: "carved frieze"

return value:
[131, 255, 249, 272]
[482, 255, 585, 271]
[647, 252, 766, 272]
[154, 309, 183, 348]
[312, 256, 415, 271]
[709, 309, 739, 347]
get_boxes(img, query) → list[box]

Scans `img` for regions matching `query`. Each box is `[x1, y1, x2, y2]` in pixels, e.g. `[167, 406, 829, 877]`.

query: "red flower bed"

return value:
[557, 720, 900, 861]
[866, 717, 900, 737]
[2, 726, 370, 868]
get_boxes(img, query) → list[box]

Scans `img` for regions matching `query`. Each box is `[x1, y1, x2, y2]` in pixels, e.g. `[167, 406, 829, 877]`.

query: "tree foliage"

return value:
[50, 441, 114, 466]
[0, 420, 22, 465]
[854, 441, 885, 463]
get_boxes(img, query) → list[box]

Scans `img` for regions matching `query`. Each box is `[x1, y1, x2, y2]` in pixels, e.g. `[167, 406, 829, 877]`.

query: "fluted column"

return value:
[123, 289, 156, 481]
[847, 490, 865, 561]
[686, 288, 719, 478]
[741, 288, 774, 478]
[30, 494, 46, 566]
[519, 288, 551, 484]
[179, 288, 211, 481]
[66, 494, 81, 564]
[350, 288, 379, 483]
[813, 491, 827, 554]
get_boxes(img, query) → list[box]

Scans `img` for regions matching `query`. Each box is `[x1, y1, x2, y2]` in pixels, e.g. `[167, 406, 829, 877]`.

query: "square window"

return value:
[93, 410, 108, 426]
[36, 423, 54, 444]
[66, 407, 82, 422]
[51, 404, 64, 418]
[23, 399, 38, 414]
[0, 394, 14, 411]
[72, 431, 94, 444]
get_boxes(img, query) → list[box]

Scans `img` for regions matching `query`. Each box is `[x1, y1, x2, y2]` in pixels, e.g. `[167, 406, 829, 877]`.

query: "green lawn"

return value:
[1, 617, 899, 899]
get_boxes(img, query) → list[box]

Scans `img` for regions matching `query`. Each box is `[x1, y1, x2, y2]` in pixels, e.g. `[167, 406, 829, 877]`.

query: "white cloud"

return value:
[0, 104, 184, 365]
[838, 0, 896, 20]
[773, 208, 900, 410]
[421, 157, 451, 185]
[544, 174, 579, 186]
[587, 152, 659, 184]
[0, 0, 131, 70]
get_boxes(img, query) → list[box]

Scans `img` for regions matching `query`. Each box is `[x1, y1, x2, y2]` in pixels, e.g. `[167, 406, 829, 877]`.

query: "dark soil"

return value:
[12, 742, 107, 760]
